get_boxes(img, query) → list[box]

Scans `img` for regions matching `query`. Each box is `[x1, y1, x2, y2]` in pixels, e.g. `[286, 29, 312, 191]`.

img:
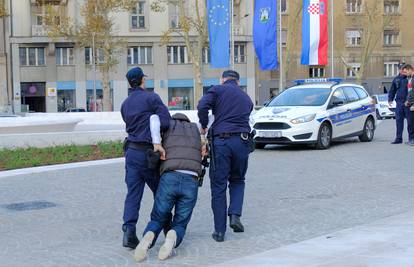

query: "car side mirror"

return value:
[332, 100, 344, 107]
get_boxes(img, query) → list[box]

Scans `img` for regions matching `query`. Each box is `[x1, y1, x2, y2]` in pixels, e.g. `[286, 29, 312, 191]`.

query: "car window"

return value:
[343, 87, 360, 102]
[329, 88, 348, 106]
[354, 87, 368, 99]
[267, 87, 331, 107]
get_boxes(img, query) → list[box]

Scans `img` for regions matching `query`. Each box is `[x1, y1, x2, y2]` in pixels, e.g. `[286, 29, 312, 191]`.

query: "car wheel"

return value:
[359, 117, 375, 142]
[375, 109, 382, 120]
[255, 143, 266, 149]
[315, 123, 332, 150]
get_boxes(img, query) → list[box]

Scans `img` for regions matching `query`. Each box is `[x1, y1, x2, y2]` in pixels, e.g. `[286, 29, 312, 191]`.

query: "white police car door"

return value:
[343, 87, 365, 133]
[353, 86, 372, 130]
[327, 88, 350, 138]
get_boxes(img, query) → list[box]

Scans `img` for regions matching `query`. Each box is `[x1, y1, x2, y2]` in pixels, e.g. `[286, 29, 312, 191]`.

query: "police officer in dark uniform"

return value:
[121, 67, 171, 249]
[197, 70, 253, 242]
[388, 63, 409, 144]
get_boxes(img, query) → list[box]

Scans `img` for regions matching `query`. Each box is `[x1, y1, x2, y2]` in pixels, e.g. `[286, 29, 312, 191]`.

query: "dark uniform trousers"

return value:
[395, 103, 414, 142]
[123, 147, 158, 232]
[210, 135, 250, 233]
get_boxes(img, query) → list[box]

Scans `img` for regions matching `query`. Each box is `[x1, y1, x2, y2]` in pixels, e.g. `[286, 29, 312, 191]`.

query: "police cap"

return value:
[398, 62, 406, 69]
[222, 70, 240, 80]
[126, 67, 147, 85]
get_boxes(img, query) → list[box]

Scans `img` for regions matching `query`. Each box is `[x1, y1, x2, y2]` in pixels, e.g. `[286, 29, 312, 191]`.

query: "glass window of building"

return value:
[58, 89, 76, 112]
[167, 45, 189, 64]
[19, 47, 45, 66]
[56, 47, 74, 65]
[346, 0, 362, 13]
[168, 87, 193, 110]
[127, 46, 153, 64]
[384, 62, 399, 77]
[85, 47, 105, 64]
[384, 0, 400, 15]
[346, 30, 362, 46]
[131, 1, 146, 29]
[202, 47, 210, 64]
[234, 44, 246, 63]
[281, 0, 288, 14]
[346, 63, 361, 78]
[169, 3, 180, 28]
[309, 67, 325, 78]
[384, 30, 400, 45]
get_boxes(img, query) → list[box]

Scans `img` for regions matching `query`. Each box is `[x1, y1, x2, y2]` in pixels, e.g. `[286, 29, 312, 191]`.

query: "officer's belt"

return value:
[214, 132, 249, 139]
[127, 141, 153, 150]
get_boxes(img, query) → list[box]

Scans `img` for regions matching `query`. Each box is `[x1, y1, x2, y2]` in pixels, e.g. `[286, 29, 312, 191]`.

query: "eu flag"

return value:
[253, 0, 278, 70]
[207, 0, 230, 68]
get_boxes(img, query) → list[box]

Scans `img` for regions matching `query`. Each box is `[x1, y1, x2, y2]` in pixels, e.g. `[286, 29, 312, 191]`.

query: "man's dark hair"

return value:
[403, 64, 413, 71]
[129, 78, 143, 88]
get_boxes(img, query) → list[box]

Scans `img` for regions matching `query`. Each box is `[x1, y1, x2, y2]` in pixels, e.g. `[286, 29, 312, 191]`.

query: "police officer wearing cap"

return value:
[197, 70, 253, 242]
[388, 63, 409, 144]
[121, 67, 171, 249]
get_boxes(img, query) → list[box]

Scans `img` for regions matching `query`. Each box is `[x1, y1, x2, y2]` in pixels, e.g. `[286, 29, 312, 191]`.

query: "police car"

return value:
[251, 78, 376, 149]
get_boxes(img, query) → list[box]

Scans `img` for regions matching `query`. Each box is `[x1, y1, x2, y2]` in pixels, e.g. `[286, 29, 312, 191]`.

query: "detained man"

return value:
[134, 113, 208, 262]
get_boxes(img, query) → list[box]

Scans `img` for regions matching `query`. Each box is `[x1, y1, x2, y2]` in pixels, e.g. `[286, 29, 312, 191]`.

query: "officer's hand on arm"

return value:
[154, 144, 166, 160]
[405, 101, 410, 107]
[201, 144, 208, 157]
[200, 128, 208, 135]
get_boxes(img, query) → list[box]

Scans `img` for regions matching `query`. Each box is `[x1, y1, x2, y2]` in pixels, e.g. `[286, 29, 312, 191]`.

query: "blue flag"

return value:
[253, 0, 278, 70]
[207, 0, 230, 68]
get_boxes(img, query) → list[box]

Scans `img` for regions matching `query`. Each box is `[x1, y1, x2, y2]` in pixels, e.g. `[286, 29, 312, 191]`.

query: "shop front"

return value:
[21, 82, 46, 112]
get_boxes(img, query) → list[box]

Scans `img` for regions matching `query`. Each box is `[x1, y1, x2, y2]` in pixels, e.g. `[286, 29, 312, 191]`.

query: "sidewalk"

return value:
[212, 211, 414, 267]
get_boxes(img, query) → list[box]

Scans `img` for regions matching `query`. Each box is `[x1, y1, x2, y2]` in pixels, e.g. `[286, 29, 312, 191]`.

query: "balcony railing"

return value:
[32, 25, 48, 36]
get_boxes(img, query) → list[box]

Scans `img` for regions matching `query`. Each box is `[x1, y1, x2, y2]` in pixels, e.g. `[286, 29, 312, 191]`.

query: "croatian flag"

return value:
[301, 0, 328, 65]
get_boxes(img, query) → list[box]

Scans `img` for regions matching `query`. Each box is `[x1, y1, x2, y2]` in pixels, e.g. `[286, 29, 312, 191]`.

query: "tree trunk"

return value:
[194, 61, 203, 107]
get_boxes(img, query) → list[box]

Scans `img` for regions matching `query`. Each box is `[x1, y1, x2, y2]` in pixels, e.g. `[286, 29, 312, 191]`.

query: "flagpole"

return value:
[330, 0, 334, 77]
[230, 0, 235, 69]
[278, 0, 283, 91]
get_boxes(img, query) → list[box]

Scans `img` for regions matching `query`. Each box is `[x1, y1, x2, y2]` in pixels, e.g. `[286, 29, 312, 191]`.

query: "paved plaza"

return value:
[1, 120, 414, 266]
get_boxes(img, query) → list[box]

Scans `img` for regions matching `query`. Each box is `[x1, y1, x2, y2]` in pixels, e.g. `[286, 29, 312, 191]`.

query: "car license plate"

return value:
[258, 131, 282, 138]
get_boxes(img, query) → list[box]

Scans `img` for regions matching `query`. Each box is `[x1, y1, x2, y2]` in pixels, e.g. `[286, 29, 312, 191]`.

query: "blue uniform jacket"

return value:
[197, 80, 253, 135]
[388, 74, 408, 104]
[121, 87, 171, 143]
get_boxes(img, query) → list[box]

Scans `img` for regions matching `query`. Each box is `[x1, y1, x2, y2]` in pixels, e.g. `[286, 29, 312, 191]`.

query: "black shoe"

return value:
[212, 231, 225, 242]
[123, 228, 139, 249]
[391, 140, 402, 144]
[229, 215, 244, 233]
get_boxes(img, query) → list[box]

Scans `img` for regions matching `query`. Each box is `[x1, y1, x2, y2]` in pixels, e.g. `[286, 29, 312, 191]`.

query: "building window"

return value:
[309, 67, 325, 78]
[19, 47, 45, 66]
[167, 45, 189, 64]
[384, 30, 400, 45]
[281, 29, 287, 47]
[384, 0, 400, 15]
[281, 0, 288, 14]
[234, 44, 246, 63]
[127, 46, 153, 64]
[131, 1, 146, 29]
[85, 47, 104, 64]
[346, 30, 362, 46]
[56, 47, 74, 65]
[346, 0, 362, 13]
[168, 87, 193, 110]
[202, 47, 210, 64]
[169, 3, 180, 28]
[384, 62, 399, 77]
[346, 63, 361, 78]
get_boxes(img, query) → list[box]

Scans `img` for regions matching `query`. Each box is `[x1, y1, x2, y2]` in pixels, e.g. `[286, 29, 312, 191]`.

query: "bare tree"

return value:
[151, 0, 208, 104]
[341, 1, 392, 84]
[45, 0, 137, 111]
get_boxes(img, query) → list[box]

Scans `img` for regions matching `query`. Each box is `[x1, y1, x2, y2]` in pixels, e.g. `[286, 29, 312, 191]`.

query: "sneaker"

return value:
[158, 230, 177, 260]
[134, 231, 155, 262]
[391, 140, 402, 144]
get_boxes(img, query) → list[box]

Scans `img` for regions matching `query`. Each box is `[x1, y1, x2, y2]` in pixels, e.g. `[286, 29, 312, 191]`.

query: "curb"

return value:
[0, 158, 124, 179]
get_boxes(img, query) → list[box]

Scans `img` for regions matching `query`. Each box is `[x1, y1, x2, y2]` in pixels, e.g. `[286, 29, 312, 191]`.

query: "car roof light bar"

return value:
[294, 78, 343, 85]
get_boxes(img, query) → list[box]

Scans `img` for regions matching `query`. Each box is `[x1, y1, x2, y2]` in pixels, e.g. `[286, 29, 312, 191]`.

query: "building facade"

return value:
[3, 0, 255, 113]
[0, 0, 413, 112]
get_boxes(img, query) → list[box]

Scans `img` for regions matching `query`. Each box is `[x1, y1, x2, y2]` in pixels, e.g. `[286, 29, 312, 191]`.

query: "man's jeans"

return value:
[143, 171, 199, 247]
